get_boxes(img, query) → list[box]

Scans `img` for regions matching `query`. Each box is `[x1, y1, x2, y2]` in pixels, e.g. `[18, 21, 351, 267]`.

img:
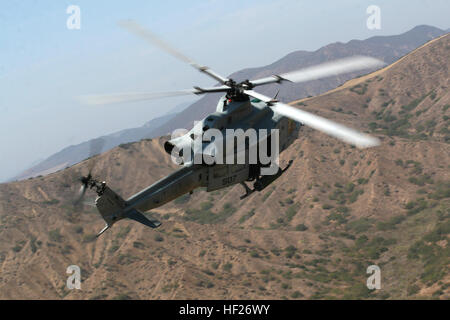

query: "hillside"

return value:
[0, 34, 448, 300]
[12, 25, 447, 183]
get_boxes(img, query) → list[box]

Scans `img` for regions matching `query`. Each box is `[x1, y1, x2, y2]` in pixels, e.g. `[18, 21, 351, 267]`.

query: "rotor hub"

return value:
[224, 79, 253, 101]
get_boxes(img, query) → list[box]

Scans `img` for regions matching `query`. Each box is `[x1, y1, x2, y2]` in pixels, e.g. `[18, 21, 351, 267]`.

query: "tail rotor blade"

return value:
[73, 184, 87, 206]
[72, 138, 105, 209]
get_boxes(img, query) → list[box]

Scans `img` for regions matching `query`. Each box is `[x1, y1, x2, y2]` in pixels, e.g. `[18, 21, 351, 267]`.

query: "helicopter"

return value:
[76, 20, 383, 236]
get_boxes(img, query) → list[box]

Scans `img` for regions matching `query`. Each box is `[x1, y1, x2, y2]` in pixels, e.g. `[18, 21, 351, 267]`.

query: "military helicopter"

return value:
[76, 21, 383, 236]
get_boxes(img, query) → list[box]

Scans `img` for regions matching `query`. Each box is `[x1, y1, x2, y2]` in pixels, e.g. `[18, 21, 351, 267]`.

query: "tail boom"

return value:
[95, 186, 161, 236]
[94, 164, 207, 236]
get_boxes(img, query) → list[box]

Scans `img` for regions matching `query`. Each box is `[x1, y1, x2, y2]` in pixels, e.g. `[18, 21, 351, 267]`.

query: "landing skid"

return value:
[97, 224, 110, 237]
[240, 160, 293, 200]
[240, 182, 255, 200]
[282, 159, 293, 172]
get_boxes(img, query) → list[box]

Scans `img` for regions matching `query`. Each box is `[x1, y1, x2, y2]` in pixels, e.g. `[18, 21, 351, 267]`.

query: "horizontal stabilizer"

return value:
[126, 209, 162, 228]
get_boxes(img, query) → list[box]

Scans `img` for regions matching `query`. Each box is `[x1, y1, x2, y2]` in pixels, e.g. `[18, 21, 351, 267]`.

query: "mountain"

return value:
[11, 26, 446, 183]
[9, 102, 190, 182]
[0, 33, 448, 299]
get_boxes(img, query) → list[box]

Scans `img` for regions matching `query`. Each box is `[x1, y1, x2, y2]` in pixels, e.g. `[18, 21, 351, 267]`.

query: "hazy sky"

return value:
[0, 0, 449, 182]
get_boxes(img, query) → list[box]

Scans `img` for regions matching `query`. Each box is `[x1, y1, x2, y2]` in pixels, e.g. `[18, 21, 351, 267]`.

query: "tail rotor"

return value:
[72, 138, 106, 209]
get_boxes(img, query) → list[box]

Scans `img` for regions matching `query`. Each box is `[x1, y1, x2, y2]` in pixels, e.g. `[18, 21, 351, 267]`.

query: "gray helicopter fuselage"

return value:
[117, 95, 300, 214]
[165, 96, 298, 163]
[95, 95, 300, 232]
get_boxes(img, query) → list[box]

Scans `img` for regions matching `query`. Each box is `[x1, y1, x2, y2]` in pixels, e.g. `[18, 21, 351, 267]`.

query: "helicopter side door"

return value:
[206, 164, 249, 191]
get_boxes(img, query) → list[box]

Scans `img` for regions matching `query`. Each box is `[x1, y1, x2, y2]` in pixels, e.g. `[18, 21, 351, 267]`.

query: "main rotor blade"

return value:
[118, 20, 230, 84]
[274, 103, 379, 148]
[244, 90, 379, 149]
[243, 90, 275, 103]
[249, 56, 385, 87]
[78, 89, 201, 105]
[79, 85, 230, 106]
